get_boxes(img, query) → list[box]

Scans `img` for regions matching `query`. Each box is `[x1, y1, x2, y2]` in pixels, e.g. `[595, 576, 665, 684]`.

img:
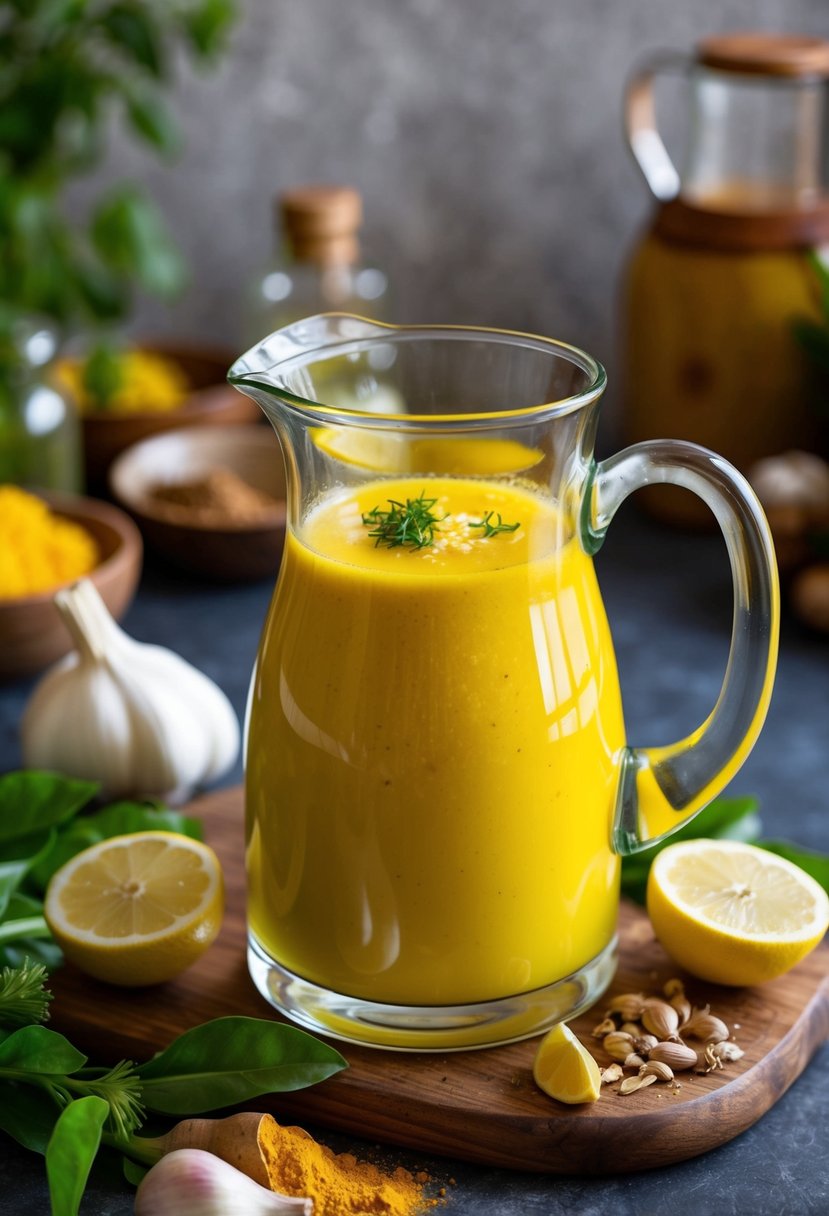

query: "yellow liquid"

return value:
[246, 478, 626, 1006]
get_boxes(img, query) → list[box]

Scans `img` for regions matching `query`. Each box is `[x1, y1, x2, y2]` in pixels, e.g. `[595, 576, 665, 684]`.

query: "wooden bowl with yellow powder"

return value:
[59, 344, 260, 489]
[0, 487, 142, 681]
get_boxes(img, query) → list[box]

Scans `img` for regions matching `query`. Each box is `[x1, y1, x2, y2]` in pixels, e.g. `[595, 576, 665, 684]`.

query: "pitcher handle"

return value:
[624, 51, 691, 201]
[580, 440, 779, 855]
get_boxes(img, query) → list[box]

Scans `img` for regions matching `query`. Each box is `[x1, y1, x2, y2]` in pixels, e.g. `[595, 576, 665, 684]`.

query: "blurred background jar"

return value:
[246, 184, 403, 413]
[247, 184, 391, 336]
[0, 318, 83, 493]
[620, 33, 829, 525]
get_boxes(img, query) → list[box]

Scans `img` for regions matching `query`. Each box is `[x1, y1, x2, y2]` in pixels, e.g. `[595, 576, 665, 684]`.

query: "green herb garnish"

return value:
[362, 492, 446, 549]
[468, 510, 521, 537]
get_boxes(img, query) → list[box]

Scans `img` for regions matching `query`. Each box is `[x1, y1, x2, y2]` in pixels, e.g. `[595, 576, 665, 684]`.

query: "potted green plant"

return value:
[0, 0, 245, 489]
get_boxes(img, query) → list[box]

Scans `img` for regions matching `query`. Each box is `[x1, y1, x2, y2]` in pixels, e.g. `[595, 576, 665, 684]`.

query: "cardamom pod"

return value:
[639, 1060, 674, 1082]
[648, 1041, 698, 1071]
[683, 1006, 730, 1044]
[619, 1073, 658, 1095]
[641, 998, 680, 1040]
[669, 993, 692, 1026]
[633, 1033, 658, 1055]
[607, 993, 645, 1022]
[602, 1031, 635, 1062]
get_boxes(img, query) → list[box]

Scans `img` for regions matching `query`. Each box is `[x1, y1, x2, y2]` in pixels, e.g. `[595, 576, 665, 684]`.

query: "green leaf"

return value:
[0, 1025, 87, 1075]
[0, 895, 61, 970]
[100, 4, 165, 77]
[792, 318, 829, 372]
[124, 88, 180, 155]
[136, 1016, 347, 1114]
[0, 1079, 61, 1153]
[621, 796, 761, 905]
[759, 840, 829, 895]
[0, 773, 98, 846]
[181, 0, 237, 57]
[91, 187, 186, 297]
[28, 800, 202, 893]
[0, 827, 57, 916]
[46, 1096, 108, 1216]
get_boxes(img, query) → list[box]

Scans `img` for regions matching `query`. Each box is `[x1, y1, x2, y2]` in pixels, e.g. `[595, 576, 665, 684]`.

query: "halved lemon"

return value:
[44, 832, 224, 987]
[532, 1022, 602, 1104]
[647, 839, 829, 987]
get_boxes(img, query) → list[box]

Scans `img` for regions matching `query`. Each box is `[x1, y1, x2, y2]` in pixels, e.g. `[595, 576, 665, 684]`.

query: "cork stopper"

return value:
[278, 185, 363, 265]
[696, 33, 829, 78]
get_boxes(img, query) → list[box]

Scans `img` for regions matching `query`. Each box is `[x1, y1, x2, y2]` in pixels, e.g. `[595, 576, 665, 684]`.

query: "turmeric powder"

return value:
[258, 1116, 437, 1216]
[0, 485, 98, 599]
[55, 350, 189, 415]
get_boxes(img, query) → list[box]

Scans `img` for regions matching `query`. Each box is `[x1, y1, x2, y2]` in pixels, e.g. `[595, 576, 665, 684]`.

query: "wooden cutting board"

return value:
[48, 787, 829, 1175]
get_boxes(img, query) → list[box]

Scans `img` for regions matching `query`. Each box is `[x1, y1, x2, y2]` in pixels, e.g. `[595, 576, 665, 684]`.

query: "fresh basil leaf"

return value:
[0, 1025, 87, 1075]
[760, 840, 829, 895]
[0, 859, 31, 919]
[0, 1079, 60, 1153]
[0, 828, 57, 914]
[28, 801, 202, 893]
[0, 773, 98, 846]
[136, 1016, 347, 1114]
[0, 891, 58, 970]
[46, 1096, 109, 1216]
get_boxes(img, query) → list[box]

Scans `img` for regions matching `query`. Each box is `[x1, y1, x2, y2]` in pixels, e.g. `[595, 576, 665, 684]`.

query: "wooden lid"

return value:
[696, 33, 829, 78]
[278, 185, 363, 263]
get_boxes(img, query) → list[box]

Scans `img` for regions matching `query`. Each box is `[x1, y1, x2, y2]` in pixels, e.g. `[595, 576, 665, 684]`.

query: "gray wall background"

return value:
[82, 0, 829, 433]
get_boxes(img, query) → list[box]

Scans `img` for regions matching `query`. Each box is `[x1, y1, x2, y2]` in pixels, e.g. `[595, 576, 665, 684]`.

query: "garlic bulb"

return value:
[21, 579, 240, 802]
[134, 1149, 312, 1216]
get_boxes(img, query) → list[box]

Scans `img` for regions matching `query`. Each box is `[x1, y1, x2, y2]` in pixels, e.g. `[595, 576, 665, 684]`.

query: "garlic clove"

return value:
[134, 1149, 312, 1216]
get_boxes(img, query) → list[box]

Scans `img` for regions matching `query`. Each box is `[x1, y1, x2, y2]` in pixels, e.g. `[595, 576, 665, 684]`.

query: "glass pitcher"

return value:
[621, 33, 829, 526]
[229, 314, 778, 1051]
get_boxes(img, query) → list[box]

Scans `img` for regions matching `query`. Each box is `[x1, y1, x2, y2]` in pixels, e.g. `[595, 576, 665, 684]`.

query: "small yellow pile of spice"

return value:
[258, 1118, 437, 1216]
[0, 485, 99, 599]
[56, 350, 189, 415]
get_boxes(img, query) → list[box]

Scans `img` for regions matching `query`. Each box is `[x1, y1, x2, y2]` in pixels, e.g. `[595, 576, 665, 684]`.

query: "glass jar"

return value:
[0, 319, 83, 493]
[620, 33, 829, 525]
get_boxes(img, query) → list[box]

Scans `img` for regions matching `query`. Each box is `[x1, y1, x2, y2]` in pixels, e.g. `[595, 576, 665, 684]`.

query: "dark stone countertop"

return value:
[1, 506, 827, 1216]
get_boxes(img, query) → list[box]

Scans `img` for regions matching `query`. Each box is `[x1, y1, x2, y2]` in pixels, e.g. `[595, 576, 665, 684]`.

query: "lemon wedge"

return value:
[647, 839, 829, 986]
[532, 1022, 602, 1104]
[44, 831, 224, 987]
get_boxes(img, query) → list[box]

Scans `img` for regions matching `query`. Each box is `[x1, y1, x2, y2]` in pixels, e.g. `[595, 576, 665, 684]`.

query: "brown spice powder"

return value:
[146, 467, 279, 526]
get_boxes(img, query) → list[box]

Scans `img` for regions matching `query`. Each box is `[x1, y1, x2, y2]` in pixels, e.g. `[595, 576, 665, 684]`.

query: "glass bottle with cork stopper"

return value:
[249, 184, 390, 338]
[620, 32, 829, 525]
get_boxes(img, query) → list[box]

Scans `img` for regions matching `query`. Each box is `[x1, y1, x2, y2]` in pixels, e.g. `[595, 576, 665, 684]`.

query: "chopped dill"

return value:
[468, 510, 521, 537]
[362, 492, 446, 550]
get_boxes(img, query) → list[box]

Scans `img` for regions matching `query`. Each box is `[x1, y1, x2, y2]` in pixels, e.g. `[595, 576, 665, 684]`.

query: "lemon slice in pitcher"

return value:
[44, 831, 224, 987]
[532, 1022, 602, 1104]
[647, 839, 829, 986]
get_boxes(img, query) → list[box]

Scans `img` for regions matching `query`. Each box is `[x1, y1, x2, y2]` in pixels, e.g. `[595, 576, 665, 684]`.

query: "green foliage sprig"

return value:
[0, 0, 236, 335]
[0, 974, 346, 1216]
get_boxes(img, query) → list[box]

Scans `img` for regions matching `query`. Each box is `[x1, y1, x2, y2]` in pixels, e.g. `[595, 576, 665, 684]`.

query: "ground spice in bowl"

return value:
[0, 484, 99, 599]
[144, 467, 280, 527]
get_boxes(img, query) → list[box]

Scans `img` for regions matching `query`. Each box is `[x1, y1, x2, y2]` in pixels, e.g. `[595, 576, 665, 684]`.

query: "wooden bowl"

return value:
[80, 344, 260, 488]
[109, 425, 287, 582]
[0, 493, 143, 682]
